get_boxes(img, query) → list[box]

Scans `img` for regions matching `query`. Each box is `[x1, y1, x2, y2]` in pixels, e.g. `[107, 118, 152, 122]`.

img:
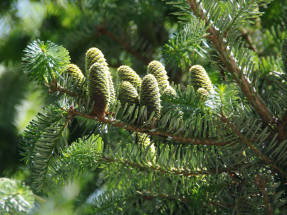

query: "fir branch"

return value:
[67, 108, 231, 146]
[187, 0, 275, 125]
[220, 113, 287, 180]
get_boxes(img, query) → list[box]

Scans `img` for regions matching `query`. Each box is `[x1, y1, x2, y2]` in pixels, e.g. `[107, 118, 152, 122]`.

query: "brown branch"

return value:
[97, 26, 151, 64]
[68, 108, 231, 146]
[220, 113, 287, 180]
[255, 175, 272, 215]
[278, 111, 287, 141]
[187, 0, 275, 126]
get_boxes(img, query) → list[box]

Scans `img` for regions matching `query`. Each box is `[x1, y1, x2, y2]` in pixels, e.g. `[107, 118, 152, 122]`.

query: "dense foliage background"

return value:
[1, 0, 287, 214]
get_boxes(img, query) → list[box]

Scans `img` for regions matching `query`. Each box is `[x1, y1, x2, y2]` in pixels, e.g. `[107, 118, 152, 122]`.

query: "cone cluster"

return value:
[69, 46, 213, 120]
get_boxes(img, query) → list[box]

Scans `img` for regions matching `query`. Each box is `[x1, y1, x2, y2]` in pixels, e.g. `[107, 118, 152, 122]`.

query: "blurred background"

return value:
[0, 0, 286, 177]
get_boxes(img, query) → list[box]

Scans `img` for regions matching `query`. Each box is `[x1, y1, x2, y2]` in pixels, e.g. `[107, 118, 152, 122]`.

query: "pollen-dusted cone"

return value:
[147, 60, 169, 93]
[189, 65, 213, 92]
[85, 47, 115, 106]
[88, 63, 110, 119]
[118, 81, 139, 104]
[117, 65, 142, 90]
[140, 74, 161, 118]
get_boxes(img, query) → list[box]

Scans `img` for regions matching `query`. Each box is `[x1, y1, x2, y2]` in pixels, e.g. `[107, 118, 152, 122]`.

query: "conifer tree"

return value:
[2, 0, 287, 214]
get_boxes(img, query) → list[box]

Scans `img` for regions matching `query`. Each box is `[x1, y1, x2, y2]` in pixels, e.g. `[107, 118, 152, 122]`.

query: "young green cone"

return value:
[88, 63, 110, 118]
[189, 65, 213, 92]
[117, 65, 142, 90]
[118, 81, 139, 104]
[85, 47, 115, 106]
[147, 60, 169, 93]
[140, 74, 161, 118]
[64, 64, 85, 88]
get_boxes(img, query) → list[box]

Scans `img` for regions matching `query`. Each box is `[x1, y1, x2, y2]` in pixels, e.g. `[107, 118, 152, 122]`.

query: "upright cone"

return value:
[189, 65, 213, 92]
[85, 47, 115, 106]
[140, 74, 161, 118]
[88, 63, 110, 118]
[117, 65, 142, 90]
[119, 81, 139, 104]
[64, 64, 85, 88]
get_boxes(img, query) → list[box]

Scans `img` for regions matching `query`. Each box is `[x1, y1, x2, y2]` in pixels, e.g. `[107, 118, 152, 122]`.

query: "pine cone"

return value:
[189, 65, 213, 92]
[65, 64, 85, 88]
[117, 65, 142, 90]
[85, 47, 115, 106]
[140, 74, 161, 118]
[147, 60, 169, 93]
[88, 63, 110, 119]
[119, 81, 139, 104]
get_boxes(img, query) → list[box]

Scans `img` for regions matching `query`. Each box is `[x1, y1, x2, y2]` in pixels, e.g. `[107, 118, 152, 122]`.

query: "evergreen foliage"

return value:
[2, 0, 287, 214]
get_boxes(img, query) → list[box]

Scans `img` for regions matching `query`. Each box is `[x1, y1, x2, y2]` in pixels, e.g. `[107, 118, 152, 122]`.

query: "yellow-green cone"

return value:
[85, 47, 115, 106]
[147, 60, 169, 93]
[65, 64, 85, 88]
[140, 74, 161, 118]
[189, 65, 213, 92]
[117, 65, 142, 90]
[119, 81, 139, 104]
[88, 63, 110, 118]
